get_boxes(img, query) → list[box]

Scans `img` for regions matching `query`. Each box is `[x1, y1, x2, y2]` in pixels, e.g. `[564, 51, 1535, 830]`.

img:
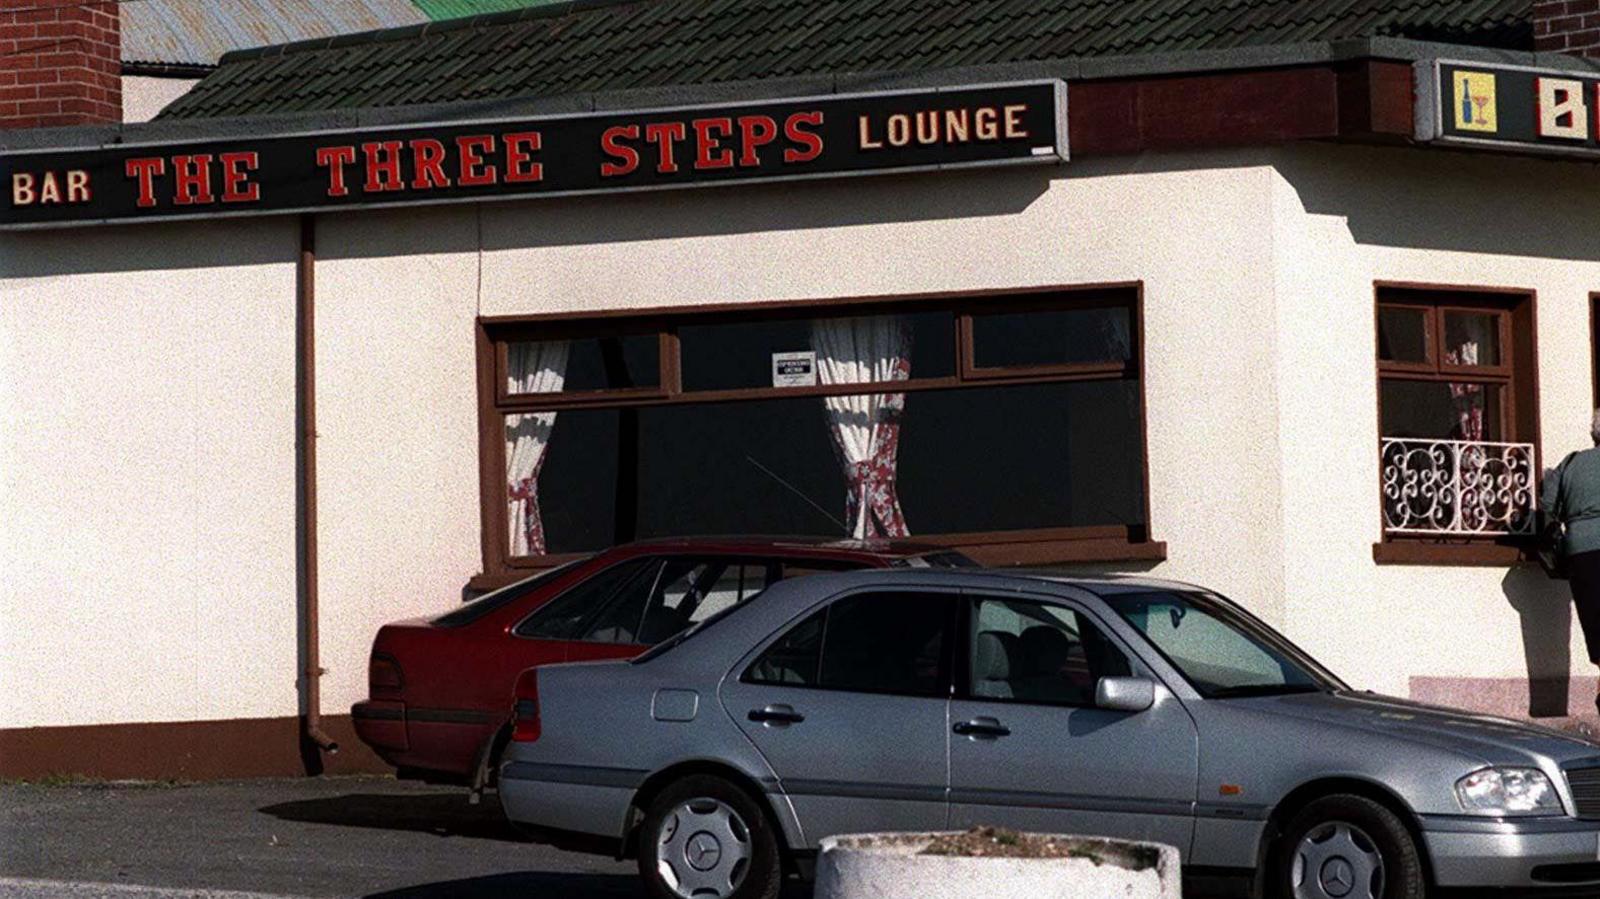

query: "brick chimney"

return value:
[0, 0, 121, 129]
[1535, 0, 1600, 57]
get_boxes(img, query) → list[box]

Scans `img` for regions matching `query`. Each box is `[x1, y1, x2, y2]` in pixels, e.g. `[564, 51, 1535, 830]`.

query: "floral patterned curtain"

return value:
[811, 316, 913, 539]
[506, 341, 569, 555]
[1444, 341, 1485, 441]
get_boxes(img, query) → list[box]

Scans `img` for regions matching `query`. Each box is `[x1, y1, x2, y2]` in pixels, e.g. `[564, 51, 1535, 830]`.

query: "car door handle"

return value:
[748, 705, 804, 726]
[952, 718, 1010, 738]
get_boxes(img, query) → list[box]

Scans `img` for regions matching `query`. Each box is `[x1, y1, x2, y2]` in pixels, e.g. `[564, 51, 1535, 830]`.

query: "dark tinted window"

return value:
[970, 306, 1132, 369]
[531, 379, 1144, 554]
[507, 336, 658, 394]
[514, 559, 657, 640]
[1377, 307, 1428, 364]
[678, 312, 954, 392]
[819, 592, 952, 696]
[431, 558, 587, 627]
[744, 609, 826, 686]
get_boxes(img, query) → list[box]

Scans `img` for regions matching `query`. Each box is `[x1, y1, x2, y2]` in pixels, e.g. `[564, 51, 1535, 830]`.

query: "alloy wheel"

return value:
[1291, 820, 1386, 899]
[654, 797, 753, 899]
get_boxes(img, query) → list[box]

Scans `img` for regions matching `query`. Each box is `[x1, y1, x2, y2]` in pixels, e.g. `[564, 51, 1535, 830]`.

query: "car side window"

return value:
[513, 558, 658, 640]
[745, 591, 953, 697]
[744, 608, 826, 686]
[635, 559, 776, 645]
[968, 596, 1131, 706]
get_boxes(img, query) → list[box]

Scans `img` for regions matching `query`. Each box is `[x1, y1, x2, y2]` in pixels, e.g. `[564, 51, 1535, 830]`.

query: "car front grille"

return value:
[1565, 766, 1600, 819]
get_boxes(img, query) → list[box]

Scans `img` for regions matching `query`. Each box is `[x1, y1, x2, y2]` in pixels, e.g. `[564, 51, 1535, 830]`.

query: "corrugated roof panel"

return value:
[122, 0, 429, 67]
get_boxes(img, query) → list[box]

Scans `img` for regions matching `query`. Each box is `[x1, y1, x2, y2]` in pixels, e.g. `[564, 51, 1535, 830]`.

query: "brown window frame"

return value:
[1372, 282, 1540, 566]
[1592, 293, 1599, 410]
[473, 283, 1164, 588]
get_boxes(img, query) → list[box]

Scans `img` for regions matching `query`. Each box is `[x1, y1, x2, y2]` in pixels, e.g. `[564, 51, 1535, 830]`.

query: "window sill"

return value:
[1372, 540, 1531, 567]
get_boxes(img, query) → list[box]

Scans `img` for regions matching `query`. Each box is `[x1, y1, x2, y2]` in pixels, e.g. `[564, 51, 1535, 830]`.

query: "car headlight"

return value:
[1455, 767, 1562, 816]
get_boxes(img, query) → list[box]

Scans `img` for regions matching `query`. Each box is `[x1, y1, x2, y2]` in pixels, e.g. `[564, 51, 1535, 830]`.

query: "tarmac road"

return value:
[0, 776, 660, 899]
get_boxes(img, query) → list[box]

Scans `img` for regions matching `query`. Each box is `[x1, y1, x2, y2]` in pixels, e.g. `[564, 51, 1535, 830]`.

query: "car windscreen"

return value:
[430, 557, 588, 628]
[1100, 589, 1339, 698]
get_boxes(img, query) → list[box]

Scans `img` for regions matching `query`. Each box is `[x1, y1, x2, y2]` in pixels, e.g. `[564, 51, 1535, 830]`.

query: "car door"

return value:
[721, 588, 956, 845]
[947, 591, 1199, 854]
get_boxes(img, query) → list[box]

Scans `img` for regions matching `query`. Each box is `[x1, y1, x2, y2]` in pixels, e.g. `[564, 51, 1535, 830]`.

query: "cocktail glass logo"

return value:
[1453, 70, 1497, 132]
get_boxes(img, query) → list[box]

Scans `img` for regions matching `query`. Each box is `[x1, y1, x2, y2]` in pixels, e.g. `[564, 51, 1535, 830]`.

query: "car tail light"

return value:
[512, 668, 541, 743]
[369, 654, 404, 691]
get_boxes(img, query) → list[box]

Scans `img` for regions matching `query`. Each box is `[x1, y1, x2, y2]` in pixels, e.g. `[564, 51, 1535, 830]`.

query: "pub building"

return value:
[4, 0, 1600, 780]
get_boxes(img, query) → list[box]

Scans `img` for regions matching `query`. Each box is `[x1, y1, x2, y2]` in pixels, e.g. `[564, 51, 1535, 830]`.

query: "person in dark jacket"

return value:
[1544, 411, 1600, 710]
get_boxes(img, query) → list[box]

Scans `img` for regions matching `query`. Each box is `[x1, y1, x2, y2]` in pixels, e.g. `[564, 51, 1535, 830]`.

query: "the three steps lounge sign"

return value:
[1417, 59, 1600, 156]
[0, 80, 1066, 230]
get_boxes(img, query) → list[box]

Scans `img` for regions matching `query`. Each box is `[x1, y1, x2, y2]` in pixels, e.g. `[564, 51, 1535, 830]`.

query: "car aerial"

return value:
[350, 537, 974, 794]
[499, 568, 1600, 899]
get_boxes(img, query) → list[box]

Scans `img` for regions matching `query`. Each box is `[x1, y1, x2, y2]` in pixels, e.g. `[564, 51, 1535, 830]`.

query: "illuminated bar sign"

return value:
[1417, 59, 1600, 157]
[1, 81, 1066, 230]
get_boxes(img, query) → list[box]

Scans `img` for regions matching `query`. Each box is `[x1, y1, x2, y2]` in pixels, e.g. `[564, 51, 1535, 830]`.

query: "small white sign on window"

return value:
[772, 350, 817, 388]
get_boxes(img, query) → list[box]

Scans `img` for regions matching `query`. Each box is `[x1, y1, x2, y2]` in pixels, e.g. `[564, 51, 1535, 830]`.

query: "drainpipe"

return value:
[298, 214, 338, 770]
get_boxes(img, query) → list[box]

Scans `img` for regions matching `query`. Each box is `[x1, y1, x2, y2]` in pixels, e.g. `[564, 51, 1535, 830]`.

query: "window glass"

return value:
[677, 311, 954, 392]
[520, 379, 1145, 555]
[1377, 306, 1429, 364]
[1103, 590, 1325, 698]
[745, 609, 826, 686]
[636, 560, 773, 644]
[1441, 311, 1501, 367]
[818, 592, 951, 696]
[1380, 380, 1504, 441]
[513, 558, 657, 640]
[968, 597, 1130, 705]
[970, 306, 1132, 369]
[507, 335, 658, 394]
[579, 561, 664, 644]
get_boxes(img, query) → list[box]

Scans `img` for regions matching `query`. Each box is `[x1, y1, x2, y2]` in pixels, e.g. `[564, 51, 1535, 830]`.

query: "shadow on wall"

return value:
[1273, 143, 1600, 262]
[1503, 565, 1575, 718]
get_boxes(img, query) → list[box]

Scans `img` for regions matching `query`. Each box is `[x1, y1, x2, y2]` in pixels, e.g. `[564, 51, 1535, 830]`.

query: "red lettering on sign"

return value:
[409, 139, 451, 189]
[737, 115, 777, 166]
[783, 111, 824, 163]
[644, 122, 687, 174]
[692, 117, 735, 170]
[504, 131, 544, 183]
[600, 125, 641, 177]
[316, 146, 358, 197]
[362, 141, 405, 192]
[124, 157, 165, 208]
[456, 135, 498, 186]
[172, 154, 215, 205]
[219, 152, 260, 203]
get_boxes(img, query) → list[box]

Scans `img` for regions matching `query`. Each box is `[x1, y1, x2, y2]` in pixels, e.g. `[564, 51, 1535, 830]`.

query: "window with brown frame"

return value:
[1374, 284, 1538, 560]
[475, 285, 1159, 580]
[1592, 294, 1598, 410]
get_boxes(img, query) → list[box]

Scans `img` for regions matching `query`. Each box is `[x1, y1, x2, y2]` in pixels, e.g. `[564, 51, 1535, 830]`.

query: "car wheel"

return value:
[1271, 794, 1425, 899]
[638, 774, 781, 899]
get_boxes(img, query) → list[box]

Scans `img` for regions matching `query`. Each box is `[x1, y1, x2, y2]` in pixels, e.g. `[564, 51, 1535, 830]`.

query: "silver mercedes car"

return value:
[498, 570, 1600, 899]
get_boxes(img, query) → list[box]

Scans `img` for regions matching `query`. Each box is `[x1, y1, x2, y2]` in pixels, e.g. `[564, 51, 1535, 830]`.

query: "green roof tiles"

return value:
[160, 0, 1533, 120]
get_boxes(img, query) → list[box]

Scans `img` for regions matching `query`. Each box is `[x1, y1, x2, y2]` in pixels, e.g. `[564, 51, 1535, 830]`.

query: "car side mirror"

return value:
[1095, 676, 1156, 712]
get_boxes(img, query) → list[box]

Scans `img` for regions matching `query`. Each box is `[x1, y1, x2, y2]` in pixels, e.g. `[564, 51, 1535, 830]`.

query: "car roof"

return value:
[747, 567, 1205, 595]
[599, 535, 963, 561]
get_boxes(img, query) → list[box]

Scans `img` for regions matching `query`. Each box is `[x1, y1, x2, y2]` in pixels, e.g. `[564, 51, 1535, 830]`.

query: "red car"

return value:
[352, 537, 974, 793]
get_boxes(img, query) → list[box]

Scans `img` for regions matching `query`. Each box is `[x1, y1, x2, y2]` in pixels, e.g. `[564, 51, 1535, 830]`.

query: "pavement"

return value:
[0, 776, 678, 899]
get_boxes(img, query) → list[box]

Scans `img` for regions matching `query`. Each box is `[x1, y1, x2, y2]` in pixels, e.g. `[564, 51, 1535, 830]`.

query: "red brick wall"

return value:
[0, 0, 120, 129]
[1535, 0, 1600, 56]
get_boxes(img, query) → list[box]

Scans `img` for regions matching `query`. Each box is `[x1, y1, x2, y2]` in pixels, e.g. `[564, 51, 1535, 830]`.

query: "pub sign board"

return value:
[1417, 59, 1600, 157]
[1, 81, 1066, 230]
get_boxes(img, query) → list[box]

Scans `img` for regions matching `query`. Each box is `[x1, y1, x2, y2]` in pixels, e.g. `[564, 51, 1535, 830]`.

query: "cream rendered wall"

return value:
[1268, 144, 1600, 698]
[312, 206, 484, 715]
[0, 219, 299, 729]
[120, 75, 199, 123]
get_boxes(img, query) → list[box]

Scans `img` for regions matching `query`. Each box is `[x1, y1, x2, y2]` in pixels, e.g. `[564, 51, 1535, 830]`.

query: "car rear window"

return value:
[430, 558, 587, 628]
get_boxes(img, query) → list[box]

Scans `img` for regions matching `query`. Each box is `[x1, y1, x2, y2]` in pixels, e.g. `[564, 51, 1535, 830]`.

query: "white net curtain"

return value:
[505, 340, 569, 555]
[811, 315, 914, 539]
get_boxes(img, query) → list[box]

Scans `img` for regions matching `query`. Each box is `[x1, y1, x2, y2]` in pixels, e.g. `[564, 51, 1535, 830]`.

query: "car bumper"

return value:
[498, 761, 641, 841]
[1421, 814, 1600, 888]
